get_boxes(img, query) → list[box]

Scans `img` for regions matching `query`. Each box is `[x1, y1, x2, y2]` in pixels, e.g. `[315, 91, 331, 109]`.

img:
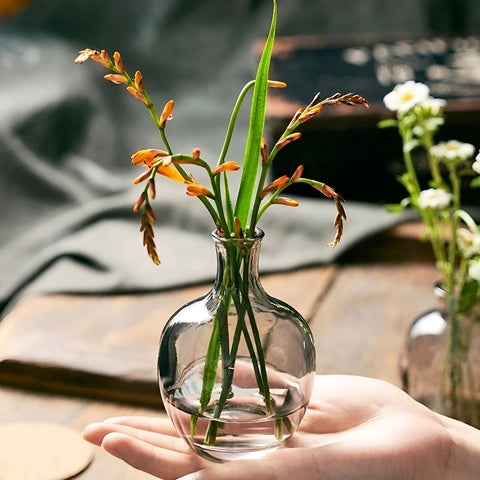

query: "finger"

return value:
[102, 415, 178, 436]
[101, 431, 205, 480]
[83, 421, 189, 453]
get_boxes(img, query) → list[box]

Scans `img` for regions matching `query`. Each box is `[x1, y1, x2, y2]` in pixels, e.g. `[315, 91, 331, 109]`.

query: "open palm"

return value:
[83, 375, 453, 480]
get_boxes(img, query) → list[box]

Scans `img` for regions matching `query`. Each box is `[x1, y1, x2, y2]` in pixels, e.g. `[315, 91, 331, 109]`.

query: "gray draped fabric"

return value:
[2, 0, 475, 317]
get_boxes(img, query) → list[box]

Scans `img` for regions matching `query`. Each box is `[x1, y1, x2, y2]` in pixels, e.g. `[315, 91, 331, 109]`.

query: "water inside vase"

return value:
[161, 360, 309, 463]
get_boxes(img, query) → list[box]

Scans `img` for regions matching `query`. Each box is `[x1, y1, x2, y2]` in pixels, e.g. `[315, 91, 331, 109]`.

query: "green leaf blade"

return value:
[234, 0, 277, 231]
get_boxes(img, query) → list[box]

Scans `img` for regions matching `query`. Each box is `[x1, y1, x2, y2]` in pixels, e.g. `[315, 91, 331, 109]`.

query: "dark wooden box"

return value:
[265, 34, 480, 205]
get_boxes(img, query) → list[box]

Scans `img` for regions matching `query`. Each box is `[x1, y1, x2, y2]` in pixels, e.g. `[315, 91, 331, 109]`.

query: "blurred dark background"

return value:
[1, 0, 480, 314]
[4, 0, 479, 205]
[3, 0, 479, 168]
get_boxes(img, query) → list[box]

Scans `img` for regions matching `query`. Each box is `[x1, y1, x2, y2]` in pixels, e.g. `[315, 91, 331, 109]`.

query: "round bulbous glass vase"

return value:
[402, 282, 480, 428]
[157, 228, 316, 463]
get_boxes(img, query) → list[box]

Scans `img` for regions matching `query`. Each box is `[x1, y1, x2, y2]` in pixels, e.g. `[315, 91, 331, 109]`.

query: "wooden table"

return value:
[0, 221, 439, 479]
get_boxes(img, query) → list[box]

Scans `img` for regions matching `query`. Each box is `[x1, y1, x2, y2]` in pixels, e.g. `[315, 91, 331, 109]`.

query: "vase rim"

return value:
[211, 227, 265, 242]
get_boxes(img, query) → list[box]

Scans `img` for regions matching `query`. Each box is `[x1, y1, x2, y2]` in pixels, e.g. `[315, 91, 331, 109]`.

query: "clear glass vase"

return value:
[403, 283, 480, 428]
[157, 228, 316, 462]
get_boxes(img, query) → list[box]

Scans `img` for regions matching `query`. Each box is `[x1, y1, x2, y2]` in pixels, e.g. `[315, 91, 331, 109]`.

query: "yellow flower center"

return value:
[400, 92, 414, 102]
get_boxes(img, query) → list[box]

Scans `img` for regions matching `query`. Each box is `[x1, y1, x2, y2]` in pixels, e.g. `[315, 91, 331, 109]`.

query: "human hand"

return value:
[83, 374, 480, 480]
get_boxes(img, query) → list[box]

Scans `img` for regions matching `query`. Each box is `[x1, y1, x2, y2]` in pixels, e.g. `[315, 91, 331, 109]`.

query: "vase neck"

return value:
[211, 229, 264, 293]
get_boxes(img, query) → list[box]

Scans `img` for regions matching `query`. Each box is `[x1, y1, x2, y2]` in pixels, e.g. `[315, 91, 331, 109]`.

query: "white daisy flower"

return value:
[383, 81, 430, 113]
[468, 259, 480, 281]
[420, 97, 447, 115]
[417, 188, 452, 210]
[472, 160, 480, 174]
[430, 140, 475, 162]
[457, 228, 480, 258]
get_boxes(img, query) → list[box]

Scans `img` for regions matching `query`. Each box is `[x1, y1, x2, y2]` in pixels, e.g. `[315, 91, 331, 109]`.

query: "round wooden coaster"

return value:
[0, 422, 93, 480]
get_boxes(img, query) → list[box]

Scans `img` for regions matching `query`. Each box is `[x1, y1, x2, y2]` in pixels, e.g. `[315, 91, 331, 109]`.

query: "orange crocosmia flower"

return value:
[273, 196, 299, 207]
[74, 48, 111, 68]
[134, 70, 145, 92]
[74, 49, 94, 64]
[275, 132, 302, 149]
[260, 138, 269, 165]
[290, 165, 304, 181]
[260, 175, 289, 198]
[126, 86, 148, 106]
[159, 100, 175, 128]
[185, 182, 214, 197]
[212, 161, 241, 175]
[113, 51, 125, 72]
[267, 80, 287, 89]
[157, 164, 184, 183]
[192, 148, 201, 160]
[299, 105, 323, 124]
[104, 73, 127, 84]
[131, 149, 169, 166]
[313, 183, 337, 199]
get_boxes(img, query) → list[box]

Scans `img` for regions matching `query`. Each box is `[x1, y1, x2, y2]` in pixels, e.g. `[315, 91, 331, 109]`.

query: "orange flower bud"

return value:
[113, 51, 125, 72]
[126, 86, 148, 106]
[145, 204, 157, 223]
[259, 175, 289, 198]
[275, 132, 302, 149]
[104, 73, 127, 84]
[140, 216, 154, 235]
[234, 217, 243, 238]
[133, 168, 153, 184]
[272, 197, 299, 207]
[323, 92, 370, 108]
[140, 220, 160, 265]
[185, 182, 214, 197]
[267, 80, 287, 89]
[260, 138, 269, 165]
[312, 182, 338, 199]
[290, 165, 304, 181]
[192, 148, 201, 160]
[133, 192, 146, 212]
[134, 70, 145, 91]
[335, 200, 347, 222]
[159, 100, 175, 128]
[270, 175, 290, 188]
[329, 215, 345, 248]
[143, 222, 155, 240]
[212, 161, 241, 175]
[327, 197, 346, 248]
[287, 108, 304, 128]
[148, 178, 156, 199]
[147, 243, 160, 265]
[98, 50, 112, 67]
[299, 104, 323, 123]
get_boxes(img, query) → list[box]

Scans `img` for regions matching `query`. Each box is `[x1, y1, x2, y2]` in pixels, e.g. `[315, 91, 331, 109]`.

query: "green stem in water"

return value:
[199, 237, 281, 446]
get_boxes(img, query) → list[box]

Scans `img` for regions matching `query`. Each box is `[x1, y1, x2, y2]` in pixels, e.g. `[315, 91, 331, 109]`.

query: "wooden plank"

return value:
[310, 262, 439, 386]
[0, 266, 334, 407]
